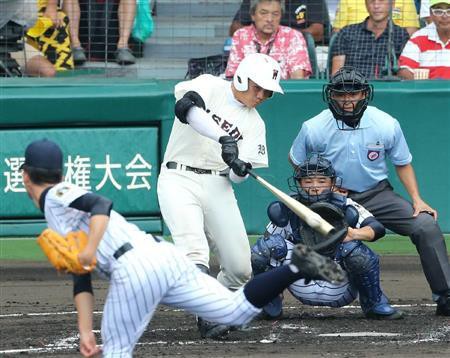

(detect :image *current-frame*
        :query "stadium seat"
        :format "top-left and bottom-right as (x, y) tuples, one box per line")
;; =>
(303, 31), (319, 79)
(326, 32), (338, 79)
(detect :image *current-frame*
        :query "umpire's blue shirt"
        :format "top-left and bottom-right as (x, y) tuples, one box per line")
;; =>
(289, 106), (412, 192)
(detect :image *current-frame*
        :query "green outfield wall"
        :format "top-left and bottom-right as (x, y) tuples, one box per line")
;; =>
(1, 78), (449, 236)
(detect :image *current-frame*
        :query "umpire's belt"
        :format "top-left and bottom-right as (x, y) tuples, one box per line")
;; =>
(113, 243), (133, 260)
(166, 161), (228, 176)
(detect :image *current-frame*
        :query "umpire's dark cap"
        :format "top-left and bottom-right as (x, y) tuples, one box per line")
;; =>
(20, 139), (63, 171)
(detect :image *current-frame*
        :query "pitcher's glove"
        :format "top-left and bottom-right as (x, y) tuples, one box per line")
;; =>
(37, 229), (96, 275)
(299, 201), (348, 258)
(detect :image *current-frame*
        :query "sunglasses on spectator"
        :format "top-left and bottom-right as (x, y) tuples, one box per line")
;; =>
(431, 8), (450, 16)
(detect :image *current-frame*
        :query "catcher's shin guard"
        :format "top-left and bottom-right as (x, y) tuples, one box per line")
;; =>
(340, 241), (404, 319)
(291, 244), (346, 284)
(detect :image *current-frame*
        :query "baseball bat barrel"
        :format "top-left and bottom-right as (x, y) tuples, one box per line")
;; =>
(246, 169), (334, 236)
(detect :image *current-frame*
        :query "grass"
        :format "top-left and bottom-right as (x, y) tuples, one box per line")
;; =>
(1, 235), (449, 262)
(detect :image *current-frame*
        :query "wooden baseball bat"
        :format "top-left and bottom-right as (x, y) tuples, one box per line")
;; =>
(247, 169), (334, 236)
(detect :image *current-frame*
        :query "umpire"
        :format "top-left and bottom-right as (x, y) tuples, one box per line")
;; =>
(289, 67), (450, 316)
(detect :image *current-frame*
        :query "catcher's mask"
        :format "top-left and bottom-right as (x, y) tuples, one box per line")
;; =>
(289, 154), (340, 204)
(323, 66), (373, 130)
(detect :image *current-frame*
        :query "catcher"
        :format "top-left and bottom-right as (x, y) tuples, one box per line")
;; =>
(251, 154), (404, 320)
(21, 139), (345, 357)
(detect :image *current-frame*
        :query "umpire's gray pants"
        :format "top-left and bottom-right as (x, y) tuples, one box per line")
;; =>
(348, 180), (450, 296)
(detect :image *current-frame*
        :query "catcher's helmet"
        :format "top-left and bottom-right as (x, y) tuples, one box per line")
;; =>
(289, 154), (338, 204)
(323, 66), (373, 129)
(233, 53), (284, 96)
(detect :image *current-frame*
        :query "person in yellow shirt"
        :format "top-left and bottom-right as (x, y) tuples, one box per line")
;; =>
(25, 0), (74, 75)
(10, 0), (73, 76)
(333, 0), (419, 35)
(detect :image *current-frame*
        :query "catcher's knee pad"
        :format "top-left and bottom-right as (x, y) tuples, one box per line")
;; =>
(339, 241), (378, 273)
(267, 201), (290, 227)
(251, 234), (287, 275)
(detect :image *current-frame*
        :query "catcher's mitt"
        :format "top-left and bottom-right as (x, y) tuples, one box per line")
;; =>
(37, 229), (96, 275)
(299, 201), (348, 257)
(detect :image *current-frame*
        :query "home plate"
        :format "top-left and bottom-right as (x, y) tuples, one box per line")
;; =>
(319, 332), (402, 337)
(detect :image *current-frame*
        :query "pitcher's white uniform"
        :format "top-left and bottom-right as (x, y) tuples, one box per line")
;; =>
(43, 182), (261, 357)
(157, 74), (269, 289)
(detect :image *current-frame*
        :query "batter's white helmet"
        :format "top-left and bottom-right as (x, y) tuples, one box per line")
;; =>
(233, 53), (284, 95)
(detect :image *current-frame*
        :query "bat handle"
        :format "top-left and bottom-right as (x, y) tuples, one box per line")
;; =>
(246, 168), (258, 179)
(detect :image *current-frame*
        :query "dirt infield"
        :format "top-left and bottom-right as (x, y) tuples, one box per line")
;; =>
(1, 256), (449, 357)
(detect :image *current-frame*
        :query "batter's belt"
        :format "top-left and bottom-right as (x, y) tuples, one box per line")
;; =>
(166, 161), (228, 177)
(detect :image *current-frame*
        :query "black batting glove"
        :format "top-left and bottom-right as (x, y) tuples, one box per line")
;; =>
(219, 135), (239, 166)
(231, 159), (252, 177)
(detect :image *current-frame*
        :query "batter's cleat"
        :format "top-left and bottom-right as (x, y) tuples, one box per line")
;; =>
(436, 293), (450, 316)
(364, 304), (405, 320)
(197, 317), (231, 339)
(291, 244), (346, 284)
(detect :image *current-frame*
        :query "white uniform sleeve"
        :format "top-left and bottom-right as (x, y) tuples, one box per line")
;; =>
(186, 106), (227, 142)
(49, 182), (88, 207)
(238, 117), (268, 168)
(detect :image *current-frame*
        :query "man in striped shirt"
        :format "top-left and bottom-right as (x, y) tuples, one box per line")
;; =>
(398, 0), (450, 79)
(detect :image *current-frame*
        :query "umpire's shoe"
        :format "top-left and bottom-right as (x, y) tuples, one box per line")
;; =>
(197, 317), (231, 339)
(291, 244), (346, 284)
(436, 292), (450, 316)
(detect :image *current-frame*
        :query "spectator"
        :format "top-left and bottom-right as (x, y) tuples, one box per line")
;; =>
(62, 0), (136, 65)
(331, 0), (410, 79)
(0, 0), (37, 29)
(229, 0), (330, 43)
(398, 0), (450, 79)
(7, 0), (69, 77)
(225, 0), (312, 79)
(24, 0), (74, 76)
(333, 0), (420, 35)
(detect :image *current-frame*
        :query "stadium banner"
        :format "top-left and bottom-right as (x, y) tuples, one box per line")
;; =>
(0, 79), (449, 235)
(0, 127), (159, 218)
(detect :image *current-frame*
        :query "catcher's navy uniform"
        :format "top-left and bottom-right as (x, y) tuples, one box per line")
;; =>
(251, 193), (403, 319)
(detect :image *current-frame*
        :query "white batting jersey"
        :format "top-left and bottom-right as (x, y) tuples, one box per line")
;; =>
(43, 182), (150, 275)
(162, 74), (268, 170)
